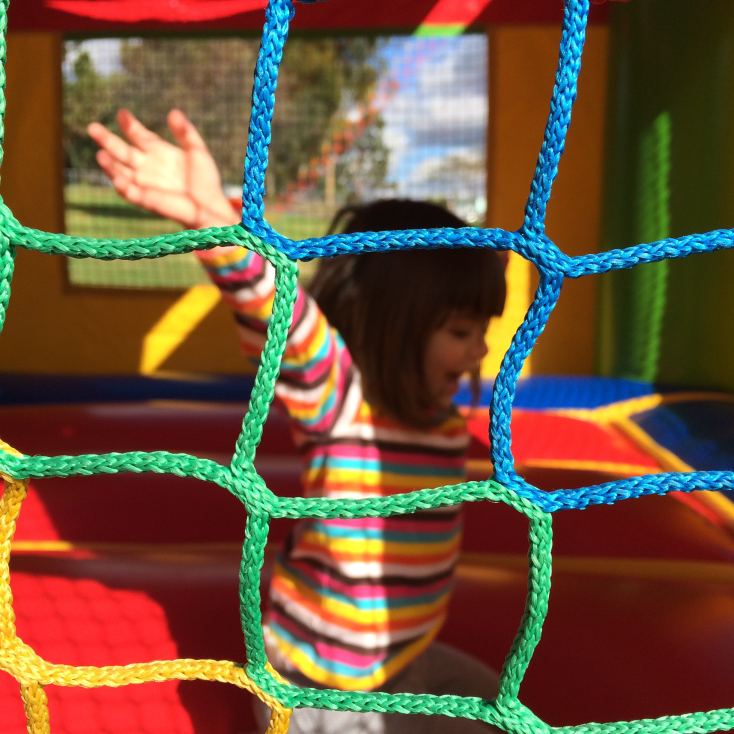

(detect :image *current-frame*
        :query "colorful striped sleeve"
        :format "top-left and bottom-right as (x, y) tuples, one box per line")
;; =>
(196, 245), (354, 435)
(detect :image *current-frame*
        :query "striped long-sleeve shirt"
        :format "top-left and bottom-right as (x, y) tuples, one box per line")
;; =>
(198, 245), (468, 691)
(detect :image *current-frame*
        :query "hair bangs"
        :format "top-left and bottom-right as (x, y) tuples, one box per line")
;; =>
(418, 248), (507, 328)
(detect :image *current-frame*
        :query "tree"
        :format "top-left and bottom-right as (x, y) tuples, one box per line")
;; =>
(113, 38), (257, 186)
(267, 36), (388, 197)
(63, 35), (389, 198)
(63, 43), (122, 173)
(336, 118), (389, 202)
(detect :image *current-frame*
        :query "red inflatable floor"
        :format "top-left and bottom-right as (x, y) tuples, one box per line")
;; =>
(1, 401), (732, 732)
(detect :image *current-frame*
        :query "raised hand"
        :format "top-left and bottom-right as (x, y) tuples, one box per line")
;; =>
(87, 108), (239, 230)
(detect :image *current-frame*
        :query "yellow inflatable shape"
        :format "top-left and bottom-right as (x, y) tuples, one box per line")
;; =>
(140, 284), (221, 374)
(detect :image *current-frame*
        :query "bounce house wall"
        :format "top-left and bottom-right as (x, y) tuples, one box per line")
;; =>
(0, 34), (246, 376)
(0, 24), (609, 379)
(8, 0), (608, 32)
(599, 0), (734, 391)
(486, 25), (609, 378)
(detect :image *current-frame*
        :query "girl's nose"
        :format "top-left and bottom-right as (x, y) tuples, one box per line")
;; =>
(473, 335), (489, 360)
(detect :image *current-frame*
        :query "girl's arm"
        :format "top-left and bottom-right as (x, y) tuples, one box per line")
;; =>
(88, 109), (350, 435)
(197, 245), (353, 435)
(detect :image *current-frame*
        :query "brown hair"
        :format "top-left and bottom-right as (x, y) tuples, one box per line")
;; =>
(308, 200), (506, 427)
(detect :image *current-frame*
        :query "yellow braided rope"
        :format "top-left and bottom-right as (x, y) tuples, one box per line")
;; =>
(20, 682), (50, 734)
(0, 440), (292, 733)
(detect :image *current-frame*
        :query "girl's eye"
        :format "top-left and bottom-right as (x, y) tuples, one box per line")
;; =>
(449, 328), (471, 339)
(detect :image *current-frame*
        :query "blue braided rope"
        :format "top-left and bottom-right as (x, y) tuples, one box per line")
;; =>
(242, 0), (293, 230)
(491, 267), (564, 489)
(523, 0), (589, 234)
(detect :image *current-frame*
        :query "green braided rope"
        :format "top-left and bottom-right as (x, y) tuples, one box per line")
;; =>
(6, 217), (253, 259)
(0, 208), (555, 734)
(240, 510), (271, 672)
(0, 233), (13, 333)
(231, 252), (298, 473)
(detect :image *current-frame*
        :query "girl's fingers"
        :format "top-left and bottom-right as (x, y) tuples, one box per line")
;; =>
(99, 160), (143, 206)
(95, 149), (134, 181)
(99, 147), (191, 221)
(126, 182), (191, 224)
(96, 150), (159, 211)
(117, 108), (163, 152)
(167, 108), (209, 153)
(88, 122), (142, 169)
(87, 122), (130, 163)
(104, 160), (174, 215)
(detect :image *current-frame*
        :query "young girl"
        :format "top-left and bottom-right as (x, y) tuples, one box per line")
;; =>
(89, 109), (506, 733)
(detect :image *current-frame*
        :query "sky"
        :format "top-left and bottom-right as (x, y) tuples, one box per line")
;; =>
(376, 34), (487, 216)
(63, 38), (123, 78)
(379, 36), (487, 172)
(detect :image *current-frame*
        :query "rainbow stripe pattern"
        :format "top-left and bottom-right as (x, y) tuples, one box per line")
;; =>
(199, 245), (467, 690)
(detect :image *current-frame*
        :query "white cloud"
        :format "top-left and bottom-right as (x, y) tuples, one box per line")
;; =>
(383, 125), (410, 160)
(417, 35), (487, 97)
(403, 94), (486, 146)
(406, 146), (484, 183)
(379, 35), (488, 188)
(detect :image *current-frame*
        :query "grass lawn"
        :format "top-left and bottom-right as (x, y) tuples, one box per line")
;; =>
(65, 183), (204, 288)
(266, 208), (330, 241)
(65, 183), (326, 288)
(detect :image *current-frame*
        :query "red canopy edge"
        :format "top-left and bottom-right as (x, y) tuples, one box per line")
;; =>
(8, 0), (608, 33)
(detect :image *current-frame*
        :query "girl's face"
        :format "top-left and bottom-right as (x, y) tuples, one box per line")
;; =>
(423, 313), (489, 410)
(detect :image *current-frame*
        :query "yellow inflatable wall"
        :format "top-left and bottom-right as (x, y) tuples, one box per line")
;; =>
(0, 26), (609, 380)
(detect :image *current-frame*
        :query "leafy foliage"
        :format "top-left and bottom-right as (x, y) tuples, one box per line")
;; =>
(63, 36), (389, 199)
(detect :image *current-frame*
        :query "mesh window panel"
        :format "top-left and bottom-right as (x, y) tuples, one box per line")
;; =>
(63, 33), (487, 289)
